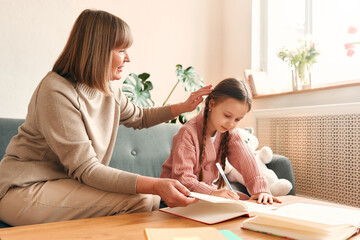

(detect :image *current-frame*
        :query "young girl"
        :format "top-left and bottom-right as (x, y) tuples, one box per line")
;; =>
(160, 78), (280, 204)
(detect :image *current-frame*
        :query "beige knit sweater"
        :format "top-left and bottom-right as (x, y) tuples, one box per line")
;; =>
(0, 72), (173, 199)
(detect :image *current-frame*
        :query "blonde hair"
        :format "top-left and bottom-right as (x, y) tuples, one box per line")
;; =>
(199, 78), (252, 188)
(53, 9), (133, 94)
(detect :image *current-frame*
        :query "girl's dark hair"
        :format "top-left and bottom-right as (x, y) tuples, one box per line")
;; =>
(199, 78), (252, 188)
(53, 9), (133, 94)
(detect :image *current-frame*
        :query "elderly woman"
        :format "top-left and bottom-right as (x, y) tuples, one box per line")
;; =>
(0, 9), (211, 226)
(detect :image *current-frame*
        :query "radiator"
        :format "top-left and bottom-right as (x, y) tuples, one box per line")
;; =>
(254, 102), (360, 207)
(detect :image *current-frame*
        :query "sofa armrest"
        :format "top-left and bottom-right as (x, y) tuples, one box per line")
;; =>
(266, 154), (295, 195)
(0, 221), (11, 228)
(230, 154), (296, 196)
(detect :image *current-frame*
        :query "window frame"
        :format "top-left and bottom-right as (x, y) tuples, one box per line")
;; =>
(252, 0), (360, 96)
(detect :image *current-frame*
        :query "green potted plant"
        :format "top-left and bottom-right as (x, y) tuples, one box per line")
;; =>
(122, 64), (204, 124)
(121, 72), (154, 107)
(163, 64), (204, 124)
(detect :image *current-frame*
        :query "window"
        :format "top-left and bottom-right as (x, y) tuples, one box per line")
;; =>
(252, 0), (360, 94)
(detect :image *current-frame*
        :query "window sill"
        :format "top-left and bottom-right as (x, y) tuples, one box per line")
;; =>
(253, 79), (360, 99)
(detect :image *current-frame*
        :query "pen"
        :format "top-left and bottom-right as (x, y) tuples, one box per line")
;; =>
(215, 162), (234, 191)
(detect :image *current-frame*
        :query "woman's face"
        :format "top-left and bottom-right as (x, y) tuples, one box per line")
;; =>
(207, 97), (249, 136)
(110, 47), (130, 80)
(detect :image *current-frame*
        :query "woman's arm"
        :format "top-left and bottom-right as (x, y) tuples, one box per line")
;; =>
(117, 85), (212, 129)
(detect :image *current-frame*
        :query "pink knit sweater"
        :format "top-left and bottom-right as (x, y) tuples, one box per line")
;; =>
(160, 112), (270, 197)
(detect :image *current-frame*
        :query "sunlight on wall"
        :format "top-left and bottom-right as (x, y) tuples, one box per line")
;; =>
(0, 0), (252, 118)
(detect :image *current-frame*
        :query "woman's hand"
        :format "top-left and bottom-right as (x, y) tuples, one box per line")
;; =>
(210, 189), (240, 200)
(250, 192), (282, 204)
(136, 176), (197, 208)
(153, 178), (197, 207)
(170, 85), (212, 117)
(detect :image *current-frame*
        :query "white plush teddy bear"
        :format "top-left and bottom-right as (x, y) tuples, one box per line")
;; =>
(225, 128), (292, 196)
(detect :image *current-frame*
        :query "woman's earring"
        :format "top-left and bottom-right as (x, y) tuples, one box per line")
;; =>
(209, 109), (212, 112)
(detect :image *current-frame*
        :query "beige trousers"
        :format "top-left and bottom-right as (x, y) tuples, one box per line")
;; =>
(0, 179), (160, 226)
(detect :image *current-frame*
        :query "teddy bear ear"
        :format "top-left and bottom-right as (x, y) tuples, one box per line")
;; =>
(244, 127), (254, 135)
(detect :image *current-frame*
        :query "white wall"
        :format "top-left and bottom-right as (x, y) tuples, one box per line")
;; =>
(0, 0), (240, 118)
(1, 0), (359, 127)
(221, 0), (252, 81)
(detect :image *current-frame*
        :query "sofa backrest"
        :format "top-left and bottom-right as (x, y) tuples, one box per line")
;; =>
(0, 118), (181, 178)
(0, 118), (25, 160)
(109, 123), (181, 178)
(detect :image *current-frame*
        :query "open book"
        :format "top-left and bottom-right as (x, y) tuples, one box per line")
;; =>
(242, 202), (360, 240)
(159, 192), (275, 224)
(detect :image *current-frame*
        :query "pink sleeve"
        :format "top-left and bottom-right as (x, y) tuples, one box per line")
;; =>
(168, 129), (216, 194)
(227, 132), (270, 195)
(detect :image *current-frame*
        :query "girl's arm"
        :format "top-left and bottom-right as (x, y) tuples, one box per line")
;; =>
(227, 132), (269, 194)
(227, 133), (282, 203)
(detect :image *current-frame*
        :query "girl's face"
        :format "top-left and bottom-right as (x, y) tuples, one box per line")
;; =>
(207, 97), (249, 136)
(110, 47), (130, 80)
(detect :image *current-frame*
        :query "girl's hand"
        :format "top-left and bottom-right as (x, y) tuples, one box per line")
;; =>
(210, 189), (240, 200)
(250, 192), (282, 204)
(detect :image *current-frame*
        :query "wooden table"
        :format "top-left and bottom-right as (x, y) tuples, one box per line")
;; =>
(0, 195), (360, 240)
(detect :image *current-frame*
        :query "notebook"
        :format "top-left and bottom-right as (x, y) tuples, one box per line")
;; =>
(144, 227), (242, 240)
(159, 192), (276, 224)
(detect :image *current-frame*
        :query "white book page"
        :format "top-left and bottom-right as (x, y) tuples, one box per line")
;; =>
(189, 192), (244, 204)
(243, 221), (356, 240)
(189, 192), (277, 212)
(254, 203), (360, 229)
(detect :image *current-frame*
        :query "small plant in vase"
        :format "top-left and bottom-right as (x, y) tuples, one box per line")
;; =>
(278, 37), (320, 90)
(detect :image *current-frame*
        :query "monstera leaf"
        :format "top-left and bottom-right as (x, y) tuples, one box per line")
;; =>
(175, 64), (204, 93)
(122, 73), (154, 107)
(164, 65), (204, 124)
(162, 64), (204, 107)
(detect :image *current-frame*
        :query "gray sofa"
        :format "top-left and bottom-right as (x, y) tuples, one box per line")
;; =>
(0, 118), (295, 228)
